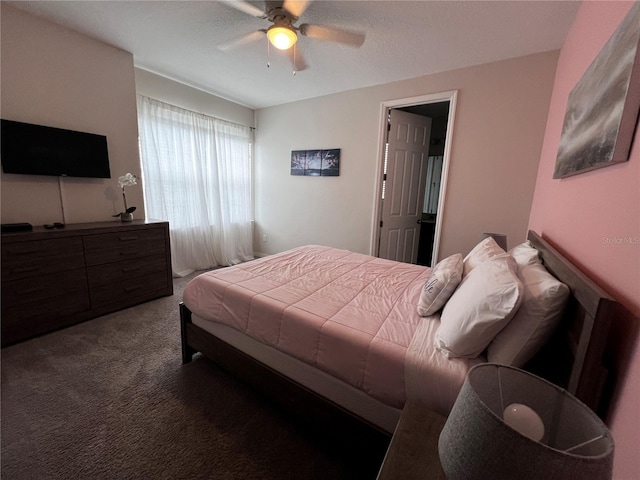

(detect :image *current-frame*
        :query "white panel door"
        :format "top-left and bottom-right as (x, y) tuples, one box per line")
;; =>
(379, 109), (432, 263)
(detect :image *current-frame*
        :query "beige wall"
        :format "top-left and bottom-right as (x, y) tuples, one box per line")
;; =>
(1, 3), (558, 262)
(134, 69), (255, 127)
(254, 51), (559, 259)
(1, 5), (141, 225)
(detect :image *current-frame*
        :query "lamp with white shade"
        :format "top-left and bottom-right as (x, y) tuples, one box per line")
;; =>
(438, 363), (614, 480)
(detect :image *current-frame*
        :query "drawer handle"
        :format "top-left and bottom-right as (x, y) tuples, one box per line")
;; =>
(21, 287), (43, 295)
(12, 266), (40, 274)
(119, 235), (139, 242)
(121, 266), (141, 273)
(123, 285), (142, 293)
(14, 249), (40, 255)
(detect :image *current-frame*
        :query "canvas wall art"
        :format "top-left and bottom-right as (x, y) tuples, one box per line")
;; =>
(553, 3), (640, 179)
(291, 149), (340, 176)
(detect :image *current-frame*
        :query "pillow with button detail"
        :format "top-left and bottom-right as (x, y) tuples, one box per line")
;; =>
(435, 254), (523, 359)
(417, 253), (463, 317)
(487, 262), (569, 367)
(462, 236), (505, 277)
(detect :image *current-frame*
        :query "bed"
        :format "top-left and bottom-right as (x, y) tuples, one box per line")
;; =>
(180, 231), (616, 437)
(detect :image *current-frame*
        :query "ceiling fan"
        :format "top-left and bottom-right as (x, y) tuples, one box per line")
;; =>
(218, 0), (366, 72)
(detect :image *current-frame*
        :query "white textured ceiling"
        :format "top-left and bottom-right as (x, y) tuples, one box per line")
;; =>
(7, 1), (580, 109)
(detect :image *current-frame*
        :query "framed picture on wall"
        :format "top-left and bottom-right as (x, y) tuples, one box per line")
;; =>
(290, 150), (307, 176)
(306, 150), (322, 176)
(320, 149), (340, 176)
(290, 149), (340, 176)
(553, 3), (640, 179)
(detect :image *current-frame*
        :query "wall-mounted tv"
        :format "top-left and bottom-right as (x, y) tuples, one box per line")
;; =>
(1, 119), (111, 178)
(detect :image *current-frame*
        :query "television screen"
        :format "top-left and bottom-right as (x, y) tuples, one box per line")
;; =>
(1, 119), (111, 178)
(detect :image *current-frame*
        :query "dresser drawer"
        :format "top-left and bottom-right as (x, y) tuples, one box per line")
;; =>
(1, 252), (86, 282)
(2, 269), (89, 308)
(83, 228), (167, 266)
(2, 291), (91, 345)
(2, 288), (90, 323)
(87, 255), (168, 288)
(1, 238), (85, 281)
(89, 271), (170, 308)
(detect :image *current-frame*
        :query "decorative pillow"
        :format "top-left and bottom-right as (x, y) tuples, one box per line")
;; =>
(487, 263), (569, 367)
(417, 254), (463, 316)
(435, 255), (523, 359)
(509, 241), (542, 267)
(462, 236), (505, 277)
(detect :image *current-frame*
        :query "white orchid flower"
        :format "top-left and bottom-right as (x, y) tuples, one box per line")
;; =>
(118, 173), (138, 189)
(114, 173), (139, 218)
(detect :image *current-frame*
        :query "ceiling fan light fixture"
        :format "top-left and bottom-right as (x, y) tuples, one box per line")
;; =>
(267, 25), (297, 50)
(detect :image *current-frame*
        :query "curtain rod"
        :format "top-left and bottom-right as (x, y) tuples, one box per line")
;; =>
(137, 94), (255, 131)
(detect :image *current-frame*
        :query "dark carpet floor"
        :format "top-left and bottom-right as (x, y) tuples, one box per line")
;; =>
(1, 271), (389, 479)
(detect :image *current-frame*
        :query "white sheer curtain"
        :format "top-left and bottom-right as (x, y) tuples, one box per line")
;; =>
(137, 95), (254, 276)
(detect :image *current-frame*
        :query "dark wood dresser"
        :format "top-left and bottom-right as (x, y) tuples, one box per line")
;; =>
(1, 220), (173, 346)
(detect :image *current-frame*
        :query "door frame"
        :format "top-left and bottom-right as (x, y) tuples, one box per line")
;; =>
(370, 90), (458, 265)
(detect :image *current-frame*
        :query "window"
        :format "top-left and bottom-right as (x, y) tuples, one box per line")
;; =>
(137, 95), (253, 275)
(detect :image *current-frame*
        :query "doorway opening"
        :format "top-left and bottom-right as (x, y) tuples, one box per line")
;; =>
(372, 91), (457, 267)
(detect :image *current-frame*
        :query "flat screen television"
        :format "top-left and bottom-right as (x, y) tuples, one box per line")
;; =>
(1, 119), (111, 178)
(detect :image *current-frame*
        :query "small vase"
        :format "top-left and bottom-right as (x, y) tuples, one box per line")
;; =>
(120, 212), (134, 222)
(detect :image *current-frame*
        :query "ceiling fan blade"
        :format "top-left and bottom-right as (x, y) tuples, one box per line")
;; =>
(287, 46), (309, 73)
(299, 24), (365, 47)
(219, 0), (267, 18)
(218, 30), (266, 51)
(283, 0), (313, 19)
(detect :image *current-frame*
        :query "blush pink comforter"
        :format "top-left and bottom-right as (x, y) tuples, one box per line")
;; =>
(183, 245), (431, 408)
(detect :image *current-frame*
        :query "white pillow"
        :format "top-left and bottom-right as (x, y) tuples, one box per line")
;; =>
(435, 255), (523, 359)
(417, 254), (463, 316)
(509, 241), (542, 267)
(463, 236), (505, 277)
(487, 263), (569, 367)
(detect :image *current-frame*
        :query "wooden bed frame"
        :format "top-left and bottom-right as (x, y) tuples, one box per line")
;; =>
(524, 230), (616, 415)
(180, 230), (616, 436)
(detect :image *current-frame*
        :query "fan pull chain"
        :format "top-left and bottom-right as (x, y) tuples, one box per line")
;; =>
(292, 44), (297, 76)
(266, 36), (270, 68)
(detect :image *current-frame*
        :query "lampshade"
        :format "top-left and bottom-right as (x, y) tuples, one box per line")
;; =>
(267, 25), (298, 50)
(482, 232), (508, 251)
(438, 364), (614, 480)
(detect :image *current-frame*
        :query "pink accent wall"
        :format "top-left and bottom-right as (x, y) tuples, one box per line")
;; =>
(528, 2), (639, 478)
